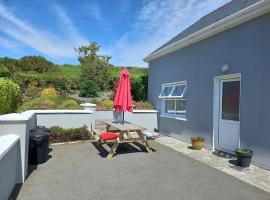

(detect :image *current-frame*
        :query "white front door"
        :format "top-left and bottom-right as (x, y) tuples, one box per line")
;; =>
(218, 78), (240, 153)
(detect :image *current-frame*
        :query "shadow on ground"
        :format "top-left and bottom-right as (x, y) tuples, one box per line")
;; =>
(92, 141), (156, 158)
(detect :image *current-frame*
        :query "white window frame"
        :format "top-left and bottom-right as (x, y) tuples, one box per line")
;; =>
(159, 81), (187, 120)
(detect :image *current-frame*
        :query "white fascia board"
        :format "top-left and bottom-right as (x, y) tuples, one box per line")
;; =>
(144, 0), (270, 62)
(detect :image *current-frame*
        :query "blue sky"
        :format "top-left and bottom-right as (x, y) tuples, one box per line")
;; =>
(0, 0), (229, 67)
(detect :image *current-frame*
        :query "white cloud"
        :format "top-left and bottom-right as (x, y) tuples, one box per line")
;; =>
(104, 0), (230, 67)
(0, 36), (20, 52)
(0, 1), (87, 59)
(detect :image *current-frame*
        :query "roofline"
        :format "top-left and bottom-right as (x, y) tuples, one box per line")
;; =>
(144, 0), (270, 62)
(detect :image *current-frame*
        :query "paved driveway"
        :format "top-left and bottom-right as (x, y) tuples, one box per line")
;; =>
(14, 141), (270, 200)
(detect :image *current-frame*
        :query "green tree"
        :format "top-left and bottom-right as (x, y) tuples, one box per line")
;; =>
(75, 42), (111, 93)
(79, 80), (98, 98)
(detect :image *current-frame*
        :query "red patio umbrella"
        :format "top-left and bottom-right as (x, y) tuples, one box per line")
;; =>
(113, 68), (133, 123)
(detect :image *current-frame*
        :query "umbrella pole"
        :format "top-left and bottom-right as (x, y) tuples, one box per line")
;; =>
(122, 111), (124, 124)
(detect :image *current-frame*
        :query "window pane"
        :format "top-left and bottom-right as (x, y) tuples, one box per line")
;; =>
(165, 100), (175, 114)
(176, 100), (186, 114)
(160, 86), (173, 97)
(222, 81), (240, 121)
(171, 85), (186, 97)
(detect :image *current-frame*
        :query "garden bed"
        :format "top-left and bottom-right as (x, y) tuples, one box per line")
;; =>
(49, 126), (94, 143)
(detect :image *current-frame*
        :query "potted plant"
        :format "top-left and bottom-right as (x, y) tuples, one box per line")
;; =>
(191, 136), (204, 150)
(235, 148), (253, 168)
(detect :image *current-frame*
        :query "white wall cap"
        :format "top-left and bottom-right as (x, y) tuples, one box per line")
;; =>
(32, 110), (93, 114)
(80, 103), (97, 107)
(0, 134), (20, 160)
(0, 113), (28, 122)
(133, 110), (158, 113)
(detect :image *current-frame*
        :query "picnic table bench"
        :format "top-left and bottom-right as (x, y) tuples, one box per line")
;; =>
(95, 121), (154, 159)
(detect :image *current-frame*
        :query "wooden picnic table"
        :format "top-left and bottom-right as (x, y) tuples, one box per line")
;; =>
(97, 121), (153, 159)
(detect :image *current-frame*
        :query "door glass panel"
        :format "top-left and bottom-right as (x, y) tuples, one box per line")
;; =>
(165, 100), (175, 114)
(222, 81), (240, 121)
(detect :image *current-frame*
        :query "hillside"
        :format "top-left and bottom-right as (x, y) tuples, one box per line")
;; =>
(56, 64), (148, 79)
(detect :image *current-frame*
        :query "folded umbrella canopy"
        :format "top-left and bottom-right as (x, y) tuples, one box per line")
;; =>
(114, 68), (133, 123)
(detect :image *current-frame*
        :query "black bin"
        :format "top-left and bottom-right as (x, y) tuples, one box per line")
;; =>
(28, 128), (50, 164)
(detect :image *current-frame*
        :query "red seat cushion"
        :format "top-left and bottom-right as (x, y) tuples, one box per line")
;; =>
(99, 132), (119, 140)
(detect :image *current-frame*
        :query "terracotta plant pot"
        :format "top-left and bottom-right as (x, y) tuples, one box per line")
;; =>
(191, 136), (205, 150)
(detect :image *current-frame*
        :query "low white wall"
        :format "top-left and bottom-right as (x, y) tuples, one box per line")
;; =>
(0, 113), (33, 183)
(36, 110), (93, 130)
(0, 134), (21, 200)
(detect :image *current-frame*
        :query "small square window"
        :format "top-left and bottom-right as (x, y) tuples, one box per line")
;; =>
(160, 81), (187, 119)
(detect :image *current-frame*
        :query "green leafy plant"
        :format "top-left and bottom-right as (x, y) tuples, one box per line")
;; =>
(13, 72), (72, 94)
(235, 148), (253, 157)
(18, 97), (56, 111)
(60, 99), (80, 109)
(191, 136), (205, 142)
(131, 75), (148, 101)
(100, 99), (114, 109)
(79, 80), (98, 97)
(0, 66), (11, 77)
(0, 78), (21, 114)
(133, 101), (154, 110)
(18, 56), (56, 72)
(18, 96), (82, 111)
(49, 125), (93, 143)
(40, 87), (58, 97)
(0, 57), (19, 72)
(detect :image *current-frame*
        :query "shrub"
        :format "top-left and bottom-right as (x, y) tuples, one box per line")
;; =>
(100, 99), (114, 109)
(79, 80), (98, 97)
(22, 84), (39, 102)
(18, 97), (55, 111)
(133, 101), (154, 110)
(60, 99), (80, 109)
(0, 78), (21, 114)
(40, 87), (57, 97)
(13, 72), (71, 94)
(18, 56), (56, 72)
(0, 57), (18, 72)
(0, 66), (11, 77)
(49, 125), (93, 143)
(131, 75), (148, 101)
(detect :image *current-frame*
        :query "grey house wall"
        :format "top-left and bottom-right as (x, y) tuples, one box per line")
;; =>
(148, 13), (270, 169)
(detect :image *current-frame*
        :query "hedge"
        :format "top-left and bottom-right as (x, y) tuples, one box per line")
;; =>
(0, 78), (21, 114)
(49, 126), (93, 143)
